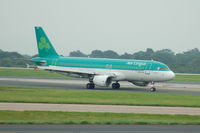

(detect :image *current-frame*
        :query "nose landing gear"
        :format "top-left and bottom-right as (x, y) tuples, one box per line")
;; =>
(150, 87), (156, 92)
(149, 81), (156, 92)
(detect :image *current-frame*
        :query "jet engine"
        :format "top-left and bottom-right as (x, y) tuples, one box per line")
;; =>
(130, 81), (149, 87)
(93, 75), (112, 87)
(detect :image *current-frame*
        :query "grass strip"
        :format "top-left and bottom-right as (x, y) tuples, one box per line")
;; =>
(0, 68), (67, 78)
(172, 74), (200, 83)
(0, 111), (199, 125)
(0, 86), (200, 107)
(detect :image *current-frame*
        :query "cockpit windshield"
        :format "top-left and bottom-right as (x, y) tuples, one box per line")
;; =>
(157, 67), (169, 70)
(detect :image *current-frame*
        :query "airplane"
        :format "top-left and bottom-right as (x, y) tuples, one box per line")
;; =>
(31, 27), (175, 92)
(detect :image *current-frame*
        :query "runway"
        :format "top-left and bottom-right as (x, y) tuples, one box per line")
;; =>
(1, 102), (200, 115)
(0, 77), (200, 132)
(0, 125), (200, 133)
(0, 77), (200, 95)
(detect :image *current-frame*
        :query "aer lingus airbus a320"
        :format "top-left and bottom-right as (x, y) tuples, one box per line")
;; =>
(32, 27), (175, 92)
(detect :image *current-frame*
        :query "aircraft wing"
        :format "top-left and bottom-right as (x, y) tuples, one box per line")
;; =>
(38, 65), (95, 76)
(37, 65), (119, 79)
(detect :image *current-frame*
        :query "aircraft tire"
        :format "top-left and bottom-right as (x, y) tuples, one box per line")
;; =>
(150, 87), (156, 92)
(112, 83), (120, 89)
(86, 83), (95, 89)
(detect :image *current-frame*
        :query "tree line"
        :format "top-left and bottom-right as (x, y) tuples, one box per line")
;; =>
(0, 48), (200, 73)
(0, 49), (33, 67)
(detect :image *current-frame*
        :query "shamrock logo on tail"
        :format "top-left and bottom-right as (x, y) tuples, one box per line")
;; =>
(38, 37), (51, 51)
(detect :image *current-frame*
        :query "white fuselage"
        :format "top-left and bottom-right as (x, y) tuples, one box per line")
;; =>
(39, 65), (175, 82)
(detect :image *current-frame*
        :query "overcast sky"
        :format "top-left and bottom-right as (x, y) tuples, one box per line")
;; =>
(0, 0), (200, 55)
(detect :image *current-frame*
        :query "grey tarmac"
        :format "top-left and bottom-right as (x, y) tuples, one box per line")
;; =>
(1, 102), (200, 115)
(0, 77), (200, 95)
(0, 125), (200, 133)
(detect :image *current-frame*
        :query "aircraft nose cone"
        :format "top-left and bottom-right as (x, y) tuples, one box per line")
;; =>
(168, 71), (175, 80)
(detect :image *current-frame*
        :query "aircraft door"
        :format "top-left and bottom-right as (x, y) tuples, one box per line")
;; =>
(145, 63), (151, 75)
(105, 64), (112, 73)
(52, 58), (58, 66)
(106, 64), (112, 69)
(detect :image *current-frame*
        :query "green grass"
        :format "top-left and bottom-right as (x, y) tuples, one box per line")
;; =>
(0, 111), (199, 125)
(172, 74), (200, 83)
(0, 68), (67, 78)
(0, 86), (200, 107)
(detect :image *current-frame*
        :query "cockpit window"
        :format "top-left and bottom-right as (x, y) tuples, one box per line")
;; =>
(157, 67), (169, 70)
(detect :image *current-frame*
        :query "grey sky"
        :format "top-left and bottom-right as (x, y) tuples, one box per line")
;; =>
(0, 0), (200, 55)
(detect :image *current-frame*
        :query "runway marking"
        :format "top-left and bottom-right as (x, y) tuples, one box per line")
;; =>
(0, 103), (200, 115)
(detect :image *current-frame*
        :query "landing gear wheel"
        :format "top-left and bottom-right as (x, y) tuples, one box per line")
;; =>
(86, 83), (95, 89)
(150, 87), (156, 92)
(112, 82), (120, 89)
(149, 81), (156, 92)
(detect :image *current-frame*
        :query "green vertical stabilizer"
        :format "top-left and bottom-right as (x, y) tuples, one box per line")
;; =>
(35, 27), (59, 57)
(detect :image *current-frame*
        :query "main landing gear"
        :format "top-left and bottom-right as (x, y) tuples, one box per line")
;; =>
(149, 81), (156, 92)
(86, 77), (95, 89)
(86, 82), (95, 89)
(112, 81), (120, 89)
(86, 77), (121, 89)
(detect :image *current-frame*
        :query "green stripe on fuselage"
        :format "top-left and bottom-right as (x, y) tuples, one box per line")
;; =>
(32, 57), (170, 71)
